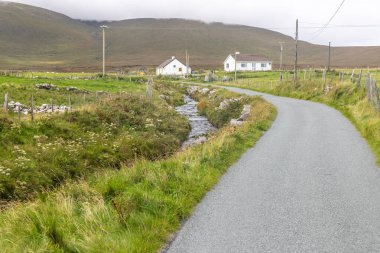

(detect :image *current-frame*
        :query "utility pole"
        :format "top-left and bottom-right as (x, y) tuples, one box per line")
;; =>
(235, 51), (239, 82)
(279, 42), (285, 71)
(328, 42), (331, 71)
(186, 49), (189, 77)
(100, 25), (109, 77)
(294, 19), (299, 83)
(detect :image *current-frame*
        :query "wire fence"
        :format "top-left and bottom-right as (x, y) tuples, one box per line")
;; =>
(212, 68), (380, 112)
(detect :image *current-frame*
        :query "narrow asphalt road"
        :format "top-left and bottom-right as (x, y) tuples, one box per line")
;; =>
(166, 87), (380, 253)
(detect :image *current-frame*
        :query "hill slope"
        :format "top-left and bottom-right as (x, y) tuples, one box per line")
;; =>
(0, 2), (379, 70)
(0, 2), (99, 70)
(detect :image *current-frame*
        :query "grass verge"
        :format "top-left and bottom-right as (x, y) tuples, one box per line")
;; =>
(0, 91), (276, 252)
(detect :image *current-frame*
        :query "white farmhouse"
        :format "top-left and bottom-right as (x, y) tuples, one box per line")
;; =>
(156, 56), (191, 76)
(224, 54), (272, 72)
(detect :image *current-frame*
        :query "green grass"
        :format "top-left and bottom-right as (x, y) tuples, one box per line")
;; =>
(0, 75), (150, 124)
(0, 93), (190, 201)
(0, 85), (276, 252)
(214, 70), (380, 164)
(0, 75), (146, 94)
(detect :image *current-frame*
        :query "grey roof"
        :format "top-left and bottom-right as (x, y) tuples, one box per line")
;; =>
(158, 58), (176, 68)
(230, 54), (271, 62)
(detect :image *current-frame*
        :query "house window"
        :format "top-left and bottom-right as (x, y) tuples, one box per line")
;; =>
(241, 63), (247, 68)
(173, 65), (176, 68)
(261, 63), (267, 68)
(226, 63), (230, 68)
(179, 68), (183, 72)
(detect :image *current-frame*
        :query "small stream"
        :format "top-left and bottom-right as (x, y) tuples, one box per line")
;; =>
(176, 95), (216, 147)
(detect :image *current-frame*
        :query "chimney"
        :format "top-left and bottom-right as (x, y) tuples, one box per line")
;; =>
(172, 56), (175, 59)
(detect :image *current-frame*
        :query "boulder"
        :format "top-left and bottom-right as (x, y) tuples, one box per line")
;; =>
(200, 88), (210, 95)
(187, 86), (200, 95)
(35, 83), (57, 90)
(230, 104), (252, 126)
(238, 105), (251, 121)
(230, 119), (244, 126)
(65, 86), (79, 91)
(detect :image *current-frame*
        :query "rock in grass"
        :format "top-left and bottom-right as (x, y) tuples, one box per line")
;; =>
(218, 97), (243, 110)
(35, 83), (57, 90)
(230, 104), (252, 126)
(230, 119), (244, 126)
(238, 105), (251, 121)
(65, 86), (79, 91)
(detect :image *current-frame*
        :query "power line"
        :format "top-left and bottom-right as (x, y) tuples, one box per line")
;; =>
(310, 0), (347, 40)
(271, 25), (380, 29)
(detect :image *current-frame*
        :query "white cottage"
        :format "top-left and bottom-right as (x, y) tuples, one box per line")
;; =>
(224, 54), (272, 72)
(156, 56), (191, 76)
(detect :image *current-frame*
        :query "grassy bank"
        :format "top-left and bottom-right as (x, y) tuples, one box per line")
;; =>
(0, 87), (276, 252)
(189, 86), (252, 128)
(216, 74), (380, 163)
(0, 93), (190, 201)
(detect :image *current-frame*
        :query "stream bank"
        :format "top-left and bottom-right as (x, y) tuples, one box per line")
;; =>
(176, 95), (216, 147)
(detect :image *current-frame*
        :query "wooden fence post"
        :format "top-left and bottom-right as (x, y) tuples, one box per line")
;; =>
(4, 93), (8, 113)
(371, 79), (380, 110)
(146, 77), (153, 98)
(366, 74), (372, 102)
(30, 95), (34, 121)
(350, 69), (355, 83)
(322, 68), (327, 83)
(309, 68), (312, 81)
(357, 70), (363, 87)
(69, 95), (72, 112)
(17, 105), (21, 121)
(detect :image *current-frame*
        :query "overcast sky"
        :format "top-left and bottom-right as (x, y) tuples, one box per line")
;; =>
(6, 0), (380, 46)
